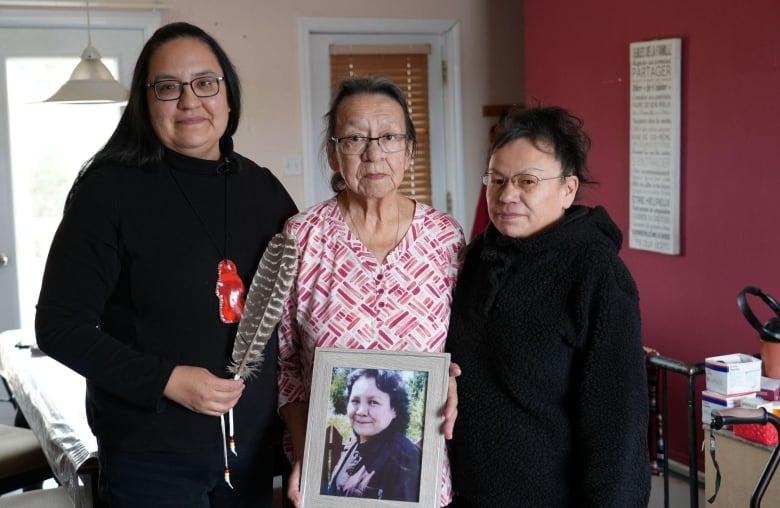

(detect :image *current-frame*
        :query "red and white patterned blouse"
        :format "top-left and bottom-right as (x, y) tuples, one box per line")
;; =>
(278, 196), (465, 505)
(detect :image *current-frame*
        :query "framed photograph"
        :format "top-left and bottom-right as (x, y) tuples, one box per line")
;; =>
(300, 347), (450, 507)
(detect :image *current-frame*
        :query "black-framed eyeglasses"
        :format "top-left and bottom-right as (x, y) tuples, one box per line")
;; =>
(145, 76), (224, 101)
(331, 134), (408, 155)
(482, 172), (564, 191)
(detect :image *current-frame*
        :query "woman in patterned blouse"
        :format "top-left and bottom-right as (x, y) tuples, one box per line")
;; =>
(277, 76), (465, 507)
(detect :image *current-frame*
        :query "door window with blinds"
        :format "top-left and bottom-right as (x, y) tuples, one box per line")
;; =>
(330, 45), (432, 205)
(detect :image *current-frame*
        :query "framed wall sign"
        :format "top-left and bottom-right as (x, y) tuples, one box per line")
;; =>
(300, 347), (449, 507)
(629, 37), (682, 255)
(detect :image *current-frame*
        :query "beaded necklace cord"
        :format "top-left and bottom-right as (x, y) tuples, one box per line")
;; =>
(167, 163), (245, 323)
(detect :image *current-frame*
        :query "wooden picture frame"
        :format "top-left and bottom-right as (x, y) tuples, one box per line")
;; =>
(300, 347), (450, 507)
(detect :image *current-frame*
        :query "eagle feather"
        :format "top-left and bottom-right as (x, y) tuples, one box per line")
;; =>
(229, 232), (297, 378)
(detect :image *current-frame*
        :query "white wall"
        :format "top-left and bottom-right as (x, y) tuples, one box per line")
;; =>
(159, 0), (525, 235)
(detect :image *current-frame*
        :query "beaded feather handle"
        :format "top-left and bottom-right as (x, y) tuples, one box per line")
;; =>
(222, 233), (297, 483)
(229, 233), (297, 378)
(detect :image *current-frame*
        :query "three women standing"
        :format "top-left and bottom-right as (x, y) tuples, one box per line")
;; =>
(37, 20), (647, 506)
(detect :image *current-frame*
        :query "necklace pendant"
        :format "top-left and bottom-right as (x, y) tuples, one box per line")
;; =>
(216, 259), (245, 323)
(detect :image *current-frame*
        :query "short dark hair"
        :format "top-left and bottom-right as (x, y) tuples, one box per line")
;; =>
(323, 76), (417, 193)
(345, 368), (411, 435)
(490, 105), (593, 184)
(65, 22), (241, 209)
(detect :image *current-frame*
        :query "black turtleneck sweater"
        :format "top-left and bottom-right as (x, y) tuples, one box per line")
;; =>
(447, 205), (650, 508)
(36, 149), (297, 452)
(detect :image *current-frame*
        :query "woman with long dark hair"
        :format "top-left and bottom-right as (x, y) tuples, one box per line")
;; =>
(36, 22), (297, 507)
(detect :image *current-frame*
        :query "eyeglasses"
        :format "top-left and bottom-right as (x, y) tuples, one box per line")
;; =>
(331, 134), (408, 155)
(482, 172), (564, 191)
(145, 76), (224, 101)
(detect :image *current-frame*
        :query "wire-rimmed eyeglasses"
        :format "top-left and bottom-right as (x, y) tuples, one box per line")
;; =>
(482, 172), (565, 191)
(331, 134), (408, 155)
(145, 75), (224, 101)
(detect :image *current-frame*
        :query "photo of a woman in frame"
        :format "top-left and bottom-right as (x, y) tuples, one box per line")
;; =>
(322, 368), (425, 501)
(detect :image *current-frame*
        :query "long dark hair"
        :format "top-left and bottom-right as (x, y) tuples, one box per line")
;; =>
(345, 369), (411, 435)
(65, 22), (242, 210)
(323, 76), (417, 193)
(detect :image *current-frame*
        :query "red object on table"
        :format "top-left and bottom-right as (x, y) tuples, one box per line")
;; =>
(734, 422), (779, 445)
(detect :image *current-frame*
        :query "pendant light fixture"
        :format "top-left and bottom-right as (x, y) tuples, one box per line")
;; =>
(44, 0), (128, 104)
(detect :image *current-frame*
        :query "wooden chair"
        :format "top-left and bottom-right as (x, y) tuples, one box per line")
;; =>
(0, 424), (54, 495)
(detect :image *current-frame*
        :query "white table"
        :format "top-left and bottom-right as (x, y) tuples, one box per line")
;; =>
(0, 329), (99, 507)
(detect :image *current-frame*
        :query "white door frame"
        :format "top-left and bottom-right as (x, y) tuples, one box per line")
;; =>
(297, 17), (465, 225)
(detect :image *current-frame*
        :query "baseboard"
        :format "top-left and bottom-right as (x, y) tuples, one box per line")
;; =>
(666, 458), (705, 488)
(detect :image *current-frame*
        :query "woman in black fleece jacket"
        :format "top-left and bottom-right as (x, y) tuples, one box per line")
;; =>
(447, 106), (650, 507)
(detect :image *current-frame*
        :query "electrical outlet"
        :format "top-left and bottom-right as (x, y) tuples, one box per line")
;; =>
(283, 155), (302, 176)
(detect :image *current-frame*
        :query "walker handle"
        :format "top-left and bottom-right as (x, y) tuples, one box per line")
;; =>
(711, 407), (768, 430)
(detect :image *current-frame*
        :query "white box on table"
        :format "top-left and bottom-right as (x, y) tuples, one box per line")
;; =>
(701, 390), (754, 426)
(738, 396), (774, 411)
(705, 353), (762, 395)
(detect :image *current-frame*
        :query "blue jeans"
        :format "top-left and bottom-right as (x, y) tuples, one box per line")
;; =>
(97, 444), (275, 508)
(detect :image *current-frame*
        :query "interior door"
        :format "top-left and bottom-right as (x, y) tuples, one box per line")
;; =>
(0, 20), (149, 332)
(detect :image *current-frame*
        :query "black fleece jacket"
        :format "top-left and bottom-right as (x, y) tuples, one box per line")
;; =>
(447, 205), (650, 508)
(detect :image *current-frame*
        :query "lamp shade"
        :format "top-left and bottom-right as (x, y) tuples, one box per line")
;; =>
(44, 44), (128, 104)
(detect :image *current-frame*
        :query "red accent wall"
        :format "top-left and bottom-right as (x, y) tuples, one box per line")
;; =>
(524, 0), (780, 468)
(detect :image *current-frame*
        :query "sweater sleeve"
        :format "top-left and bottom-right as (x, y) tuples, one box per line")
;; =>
(35, 170), (175, 412)
(576, 255), (651, 507)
